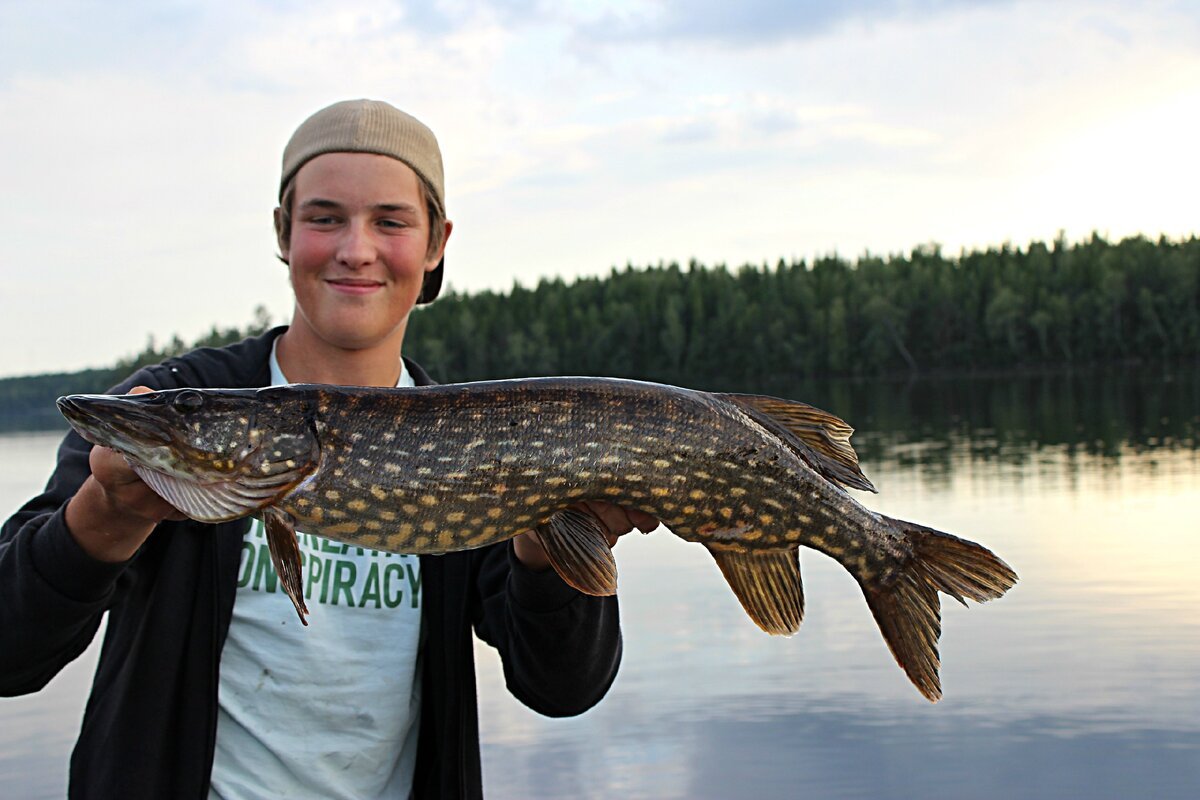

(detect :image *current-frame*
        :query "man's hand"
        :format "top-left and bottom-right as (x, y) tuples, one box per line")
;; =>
(512, 500), (658, 573)
(64, 386), (186, 563)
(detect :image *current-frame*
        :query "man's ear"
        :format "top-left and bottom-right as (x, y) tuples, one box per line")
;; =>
(428, 219), (454, 270)
(274, 206), (289, 263)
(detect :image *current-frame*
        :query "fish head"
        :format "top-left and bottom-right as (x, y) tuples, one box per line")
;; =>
(57, 387), (320, 522)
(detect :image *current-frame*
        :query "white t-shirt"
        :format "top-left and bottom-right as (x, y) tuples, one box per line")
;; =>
(208, 349), (423, 800)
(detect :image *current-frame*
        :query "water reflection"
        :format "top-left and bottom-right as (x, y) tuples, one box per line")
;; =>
(472, 368), (1200, 800)
(2, 369), (1199, 799)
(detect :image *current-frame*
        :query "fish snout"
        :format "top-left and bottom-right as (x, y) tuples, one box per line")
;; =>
(57, 393), (173, 451)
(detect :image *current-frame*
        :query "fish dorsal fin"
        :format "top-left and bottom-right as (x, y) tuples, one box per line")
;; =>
(263, 507), (309, 625)
(706, 545), (804, 635)
(721, 394), (876, 492)
(536, 507), (618, 596)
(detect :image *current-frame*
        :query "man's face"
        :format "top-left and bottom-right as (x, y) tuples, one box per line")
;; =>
(280, 152), (447, 354)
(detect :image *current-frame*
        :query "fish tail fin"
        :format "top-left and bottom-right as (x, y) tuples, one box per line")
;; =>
(862, 517), (1017, 701)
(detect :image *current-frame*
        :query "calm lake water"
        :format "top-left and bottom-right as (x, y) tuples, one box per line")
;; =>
(2, 368), (1198, 799)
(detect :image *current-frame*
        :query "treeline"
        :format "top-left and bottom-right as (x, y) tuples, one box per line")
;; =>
(406, 232), (1199, 389)
(1, 233), (1197, 431)
(0, 308), (275, 431)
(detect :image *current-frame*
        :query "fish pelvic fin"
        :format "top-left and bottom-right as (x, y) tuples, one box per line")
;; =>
(535, 507), (618, 596)
(721, 394), (876, 493)
(707, 546), (803, 635)
(262, 507), (309, 625)
(863, 518), (1018, 702)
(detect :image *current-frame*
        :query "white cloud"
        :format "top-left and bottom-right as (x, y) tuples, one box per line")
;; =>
(0, 0), (1197, 376)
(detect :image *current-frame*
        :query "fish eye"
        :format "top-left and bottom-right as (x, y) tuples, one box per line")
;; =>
(173, 390), (204, 414)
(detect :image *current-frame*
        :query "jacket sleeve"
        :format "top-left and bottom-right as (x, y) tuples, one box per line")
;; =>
(470, 542), (622, 718)
(0, 367), (167, 695)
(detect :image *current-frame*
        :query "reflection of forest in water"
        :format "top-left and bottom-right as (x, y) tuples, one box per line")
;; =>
(759, 366), (1199, 486)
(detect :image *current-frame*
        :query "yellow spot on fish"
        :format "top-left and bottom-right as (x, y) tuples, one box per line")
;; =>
(694, 470), (712, 480)
(651, 487), (670, 497)
(688, 489), (706, 500)
(798, 515), (812, 524)
(525, 494), (543, 505)
(545, 476), (567, 487)
(399, 523), (415, 537)
(653, 459), (671, 469)
(682, 505), (696, 515)
(421, 520), (437, 532)
(486, 508), (502, 519)
(370, 486), (387, 501)
(379, 510), (397, 522)
(760, 514), (775, 525)
(420, 495), (438, 506)
(325, 490), (340, 501)
(384, 463), (402, 474)
(365, 520), (382, 531)
(730, 486), (746, 497)
(604, 486), (622, 496)
(419, 443), (437, 452)
(325, 522), (361, 535)
(347, 499), (368, 512)
(446, 511), (466, 523)
(825, 525), (836, 535)
(720, 507), (733, 520)
(482, 525), (499, 537)
(402, 504), (419, 515)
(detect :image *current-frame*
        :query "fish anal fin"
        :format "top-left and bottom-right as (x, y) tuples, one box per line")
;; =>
(863, 517), (1018, 702)
(722, 394), (876, 493)
(262, 507), (309, 626)
(707, 546), (804, 636)
(535, 507), (618, 596)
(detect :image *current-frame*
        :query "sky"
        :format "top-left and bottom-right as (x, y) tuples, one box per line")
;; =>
(1, 0), (1197, 378)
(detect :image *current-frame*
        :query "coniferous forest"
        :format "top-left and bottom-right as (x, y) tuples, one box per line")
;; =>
(1, 233), (1196, 430)
(406, 232), (1199, 387)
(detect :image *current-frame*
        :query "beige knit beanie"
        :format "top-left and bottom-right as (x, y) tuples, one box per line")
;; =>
(280, 99), (447, 302)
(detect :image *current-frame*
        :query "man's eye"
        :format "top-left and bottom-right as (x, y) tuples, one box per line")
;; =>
(379, 219), (408, 229)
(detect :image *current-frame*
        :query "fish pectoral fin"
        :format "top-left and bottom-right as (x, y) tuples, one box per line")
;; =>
(706, 545), (804, 636)
(722, 394), (876, 492)
(535, 507), (618, 596)
(262, 507), (309, 626)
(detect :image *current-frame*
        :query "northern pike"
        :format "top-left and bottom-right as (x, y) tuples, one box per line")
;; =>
(58, 378), (1017, 701)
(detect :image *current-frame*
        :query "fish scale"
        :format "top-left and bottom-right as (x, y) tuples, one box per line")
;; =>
(58, 376), (1017, 701)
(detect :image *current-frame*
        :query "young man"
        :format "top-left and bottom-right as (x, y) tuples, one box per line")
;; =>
(0, 99), (655, 799)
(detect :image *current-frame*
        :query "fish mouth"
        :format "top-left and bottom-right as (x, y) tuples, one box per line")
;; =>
(57, 393), (175, 453)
